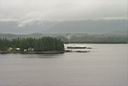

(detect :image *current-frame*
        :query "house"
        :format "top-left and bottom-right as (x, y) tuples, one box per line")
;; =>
(16, 48), (20, 51)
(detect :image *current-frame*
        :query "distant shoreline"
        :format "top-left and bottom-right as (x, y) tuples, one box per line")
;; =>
(65, 42), (128, 44)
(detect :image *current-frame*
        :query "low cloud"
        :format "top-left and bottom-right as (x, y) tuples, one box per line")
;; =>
(0, 0), (127, 22)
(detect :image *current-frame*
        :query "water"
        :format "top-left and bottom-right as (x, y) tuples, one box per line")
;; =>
(0, 44), (128, 86)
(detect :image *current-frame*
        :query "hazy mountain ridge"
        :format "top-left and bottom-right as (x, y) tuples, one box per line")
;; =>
(0, 19), (127, 34)
(0, 19), (127, 43)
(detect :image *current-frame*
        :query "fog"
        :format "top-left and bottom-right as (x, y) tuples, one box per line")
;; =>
(0, 0), (127, 22)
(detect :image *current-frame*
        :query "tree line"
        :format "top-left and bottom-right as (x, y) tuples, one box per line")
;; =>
(0, 37), (64, 52)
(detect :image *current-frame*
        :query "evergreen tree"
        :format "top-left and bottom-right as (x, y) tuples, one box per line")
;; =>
(0, 37), (64, 52)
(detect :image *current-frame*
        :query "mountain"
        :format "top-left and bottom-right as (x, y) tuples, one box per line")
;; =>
(0, 19), (127, 34)
(46, 20), (128, 34)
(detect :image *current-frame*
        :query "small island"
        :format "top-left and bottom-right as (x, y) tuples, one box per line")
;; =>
(0, 37), (64, 54)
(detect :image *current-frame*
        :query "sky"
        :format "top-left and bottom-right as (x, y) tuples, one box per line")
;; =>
(0, 0), (127, 22)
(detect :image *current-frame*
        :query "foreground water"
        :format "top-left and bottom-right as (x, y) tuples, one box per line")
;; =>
(0, 44), (128, 86)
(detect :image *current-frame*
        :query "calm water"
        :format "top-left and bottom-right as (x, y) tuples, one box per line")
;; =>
(0, 44), (128, 86)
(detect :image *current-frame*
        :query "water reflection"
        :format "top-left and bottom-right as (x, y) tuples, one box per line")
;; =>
(0, 44), (128, 86)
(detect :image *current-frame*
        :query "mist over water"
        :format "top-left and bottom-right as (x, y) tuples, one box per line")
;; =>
(0, 44), (128, 86)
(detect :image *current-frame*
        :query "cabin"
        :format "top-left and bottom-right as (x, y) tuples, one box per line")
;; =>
(16, 48), (20, 51)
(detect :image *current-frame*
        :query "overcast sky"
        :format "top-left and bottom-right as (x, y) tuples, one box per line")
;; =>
(0, 0), (127, 21)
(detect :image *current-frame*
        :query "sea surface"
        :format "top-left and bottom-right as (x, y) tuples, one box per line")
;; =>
(0, 44), (128, 86)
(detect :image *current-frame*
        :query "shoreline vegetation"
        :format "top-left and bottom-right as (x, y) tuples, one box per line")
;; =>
(0, 37), (65, 54)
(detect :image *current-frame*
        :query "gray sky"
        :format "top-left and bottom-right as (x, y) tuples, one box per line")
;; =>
(0, 0), (127, 22)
